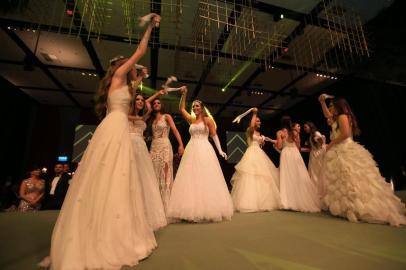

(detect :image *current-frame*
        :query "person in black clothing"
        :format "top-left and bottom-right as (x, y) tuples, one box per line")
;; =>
(41, 163), (71, 210)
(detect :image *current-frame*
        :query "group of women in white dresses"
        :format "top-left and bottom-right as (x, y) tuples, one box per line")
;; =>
(43, 14), (405, 270)
(230, 97), (406, 227)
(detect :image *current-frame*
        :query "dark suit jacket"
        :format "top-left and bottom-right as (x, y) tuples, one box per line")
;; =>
(42, 172), (71, 210)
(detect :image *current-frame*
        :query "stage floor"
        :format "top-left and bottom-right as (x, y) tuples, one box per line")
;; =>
(1, 194), (406, 270)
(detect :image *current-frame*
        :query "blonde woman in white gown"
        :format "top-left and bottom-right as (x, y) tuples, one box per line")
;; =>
(167, 87), (233, 222)
(231, 108), (281, 212)
(128, 88), (167, 231)
(319, 95), (406, 226)
(303, 121), (326, 196)
(276, 116), (321, 212)
(48, 15), (161, 270)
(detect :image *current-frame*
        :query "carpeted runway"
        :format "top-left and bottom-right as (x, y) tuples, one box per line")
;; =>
(1, 192), (406, 270)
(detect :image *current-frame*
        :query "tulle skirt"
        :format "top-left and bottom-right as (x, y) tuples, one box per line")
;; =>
(323, 138), (406, 226)
(231, 143), (281, 212)
(279, 145), (321, 212)
(308, 147), (326, 197)
(50, 111), (156, 270)
(167, 137), (234, 222)
(130, 134), (167, 230)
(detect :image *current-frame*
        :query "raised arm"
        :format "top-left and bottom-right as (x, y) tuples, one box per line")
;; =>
(115, 15), (160, 77)
(179, 86), (194, 124)
(145, 89), (166, 104)
(318, 94), (333, 119)
(166, 114), (185, 155)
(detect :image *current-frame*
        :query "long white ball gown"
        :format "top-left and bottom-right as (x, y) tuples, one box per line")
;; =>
(50, 87), (156, 270)
(129, 118), (167, 230)
(167, 121), (234, 222)
(323, 122), (406, 226)
(231, 133), (281, 212)
(279, 138), (321, 212)
(307, 131), (326, 196)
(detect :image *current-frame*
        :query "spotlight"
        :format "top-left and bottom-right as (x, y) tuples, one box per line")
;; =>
(81, 72), (86, 76)
(316, 74), (320, 77)
(32, 30), (36, 33)
(221, 88), (225, 92)
(93, 74), (97, 77)
(88, 73), (92, 76)
(7, 26), (11, 30)
(280, 14), (284, 19)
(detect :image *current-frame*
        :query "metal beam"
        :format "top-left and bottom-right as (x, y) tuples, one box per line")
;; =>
(258, 72), (308, 108)
(191, 3), (243, 100)
(1, 27), (81, 107)
(216, 0), (333, 116)
(214, 67), (262, 116)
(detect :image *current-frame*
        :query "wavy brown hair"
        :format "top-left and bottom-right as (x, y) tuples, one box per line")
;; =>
(94, 58), (128, 119)
(331, 98), (361, 136)
(304, 121), (319, 147)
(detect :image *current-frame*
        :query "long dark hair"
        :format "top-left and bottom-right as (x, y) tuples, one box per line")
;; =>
(280, 115), (294, 138)
(94, 58), (129, 120)
(128, 94), (147, 117)
(146, 97), (166, 139)
(331, 98), (361, 136)
(304, 121), (319, 147)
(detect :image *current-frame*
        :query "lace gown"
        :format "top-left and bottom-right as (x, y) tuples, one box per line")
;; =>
(231, 133), (281, 212)
(323, 122), (406, 226)
(308, 131), (326, 196)
(167, 122), (234, 222)
(129, 118), (167, 230)
(279, 138), (321, 212)
(18, 178), (45, 211)
(50, 87), (156, 270)
(150, 114), (173, 214)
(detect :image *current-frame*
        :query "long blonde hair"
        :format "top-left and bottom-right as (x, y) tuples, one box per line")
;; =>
(94, 58), (129, 119)
(191, 100), (217, 129)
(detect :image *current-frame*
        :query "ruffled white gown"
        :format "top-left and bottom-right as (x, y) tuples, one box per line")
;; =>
(323, 122), (406, 226)
(231, 134), (281, 212)
(279, 138), (321, 212)
(167, 121), (234, 222)
(129, 118), (167, 230)
(50, 87), (156, 270)
(308, 131), (326, 196)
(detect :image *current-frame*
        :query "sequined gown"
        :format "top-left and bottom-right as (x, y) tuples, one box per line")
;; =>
(18, 178), (45, 211)
(50, 86), (156, 270)
(167, 121), (234, 222)
(129, 118), (167, 230)
(323, 121), (406, 226)
(150, 114), (173, 213)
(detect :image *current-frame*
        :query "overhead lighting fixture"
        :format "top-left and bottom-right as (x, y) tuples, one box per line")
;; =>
(280, 14), (284, 19)
(221, 88), (225, 92)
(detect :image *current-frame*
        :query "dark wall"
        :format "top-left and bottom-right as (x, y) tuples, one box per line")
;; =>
(0, 77), (37, 184)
